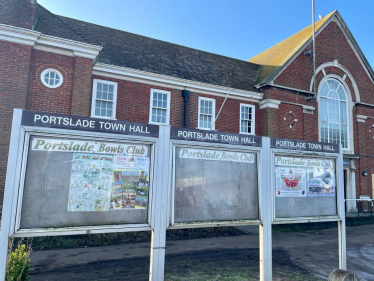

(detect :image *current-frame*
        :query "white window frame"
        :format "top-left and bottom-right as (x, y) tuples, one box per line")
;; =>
(40, 68), (63, 88)
(317, 75), (353, 153)
(91, 79), (118, 120)
(198, 97), (216, 130)
(149, 89), (171, 125)
(239, 103), (255, 135)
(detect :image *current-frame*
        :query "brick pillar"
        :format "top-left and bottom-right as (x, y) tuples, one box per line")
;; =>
(71, 57), (93, 116)
(258, 99), (280, 137)
(0, 41), (33, 212)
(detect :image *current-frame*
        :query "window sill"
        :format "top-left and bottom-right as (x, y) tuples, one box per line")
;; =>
(91, 115), (117, 121)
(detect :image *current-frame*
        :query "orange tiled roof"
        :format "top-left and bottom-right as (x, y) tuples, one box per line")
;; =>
(248, 11), (336, 83)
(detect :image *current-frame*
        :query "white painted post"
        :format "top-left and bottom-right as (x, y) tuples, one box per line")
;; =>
(149, 125), (171, 281)
(259, 137), (272, 281)
(0, 109), (24, 280)
(337, 145), (347, 270)
(349, 170), (357, 212)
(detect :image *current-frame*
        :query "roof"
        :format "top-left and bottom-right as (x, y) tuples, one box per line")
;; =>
(248, 11), (335, 84)
(35, 5), (262, 93)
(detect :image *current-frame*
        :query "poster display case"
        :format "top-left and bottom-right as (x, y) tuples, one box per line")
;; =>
(170, 127), (262, 227)
(271, 138), (343, 222)
(20, 135), (152, 229)
(5, 110), (159, 236)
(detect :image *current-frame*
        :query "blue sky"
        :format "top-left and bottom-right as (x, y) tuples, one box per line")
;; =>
(38, 0), (374, 67)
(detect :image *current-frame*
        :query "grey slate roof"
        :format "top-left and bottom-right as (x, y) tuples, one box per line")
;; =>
(35, 5), (261, 92)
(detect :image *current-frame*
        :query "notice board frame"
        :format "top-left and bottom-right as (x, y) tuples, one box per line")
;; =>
(271, 149), (343, 224)
(3, 109), (160, 238)
(169, 139), (263, 228)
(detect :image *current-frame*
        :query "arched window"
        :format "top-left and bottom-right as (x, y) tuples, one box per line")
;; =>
(319, 79), (349, 149)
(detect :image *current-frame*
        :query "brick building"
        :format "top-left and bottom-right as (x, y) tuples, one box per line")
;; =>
(1, 0), (373, 213)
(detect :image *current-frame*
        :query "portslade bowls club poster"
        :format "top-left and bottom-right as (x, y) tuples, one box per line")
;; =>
(275, 156), (335, 198)
(275, 167), (306, 197)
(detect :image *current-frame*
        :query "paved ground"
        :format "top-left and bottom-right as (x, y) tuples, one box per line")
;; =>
(28, 224), (374, 280)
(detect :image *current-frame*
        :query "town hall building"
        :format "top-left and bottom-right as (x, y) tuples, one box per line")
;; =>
(1, 0), (374, 214)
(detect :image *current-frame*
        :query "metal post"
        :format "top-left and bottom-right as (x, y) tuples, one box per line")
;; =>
(0, 110), (24, 281)
(149, 125), (171, 280)
(259, 137), (272, 281)
(337, 145), (347, 270)
(312, 0), (316, 96)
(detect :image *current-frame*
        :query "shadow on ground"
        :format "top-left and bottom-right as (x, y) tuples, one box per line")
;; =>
(30, 248), (322, 281)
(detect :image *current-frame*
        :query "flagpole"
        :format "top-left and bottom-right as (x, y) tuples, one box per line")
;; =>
(312, 0), (316, 96)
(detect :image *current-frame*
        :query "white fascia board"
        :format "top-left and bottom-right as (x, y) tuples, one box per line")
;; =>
(92, 64), (263, 103)
(0, 23), (40, 46)
(259, 99), (281, 109)
(34, 35), (103, 60)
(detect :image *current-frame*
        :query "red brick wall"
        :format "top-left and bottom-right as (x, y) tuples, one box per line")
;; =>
(261, 19), (374, 198)
(27, 50), (75, 114)
(0, 0), (37, 29)
(0, 41), (33, 210)
(93, 75), (257, 134)
(274, 20), (374, 104)
(71, 57), (93, 116)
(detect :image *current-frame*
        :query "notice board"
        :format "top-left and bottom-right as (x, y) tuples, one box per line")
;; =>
(173, 146), (258, 223)
(19, 135), (152, 229)
(274, 154), (338, 218)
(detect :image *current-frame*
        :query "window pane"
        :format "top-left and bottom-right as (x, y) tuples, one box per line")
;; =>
(50, 72), (55, 79)
(320, 82), (329, 97)
(96, 100), (101, 108)
(97, 83), (102, 91)
(328, 91), (338, 99)
(96, 91), (102, 99)
(108, 93), (113, 101)
(95, 108), (100, 116)
(109, 85), (114, 93)
(103, 84), (108, 92)
(102, 91), (107, 100)
(101, 109), (106, 116)
(107, 110), (112, 117)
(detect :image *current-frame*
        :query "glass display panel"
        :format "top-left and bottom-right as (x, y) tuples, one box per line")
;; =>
(174, 146), (258, 223)
(274, 155), (338, 218)
(20, 135), (151, 229)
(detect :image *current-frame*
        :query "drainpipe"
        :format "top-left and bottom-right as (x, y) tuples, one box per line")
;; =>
(181, 89), (190, 128)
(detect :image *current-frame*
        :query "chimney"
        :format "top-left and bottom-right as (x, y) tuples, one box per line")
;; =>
(0, 0), (38, 30)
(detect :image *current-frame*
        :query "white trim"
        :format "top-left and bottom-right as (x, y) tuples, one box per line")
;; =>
(40, 68), (64, 88)
(93, 64), (263, 102)
(259, 99), (281, 109)
(322, 68), (326, 76)
(310, 61), (361, 102)
(149, 89), (171, 125)
(34, 34), (102, 60)
(317, 76), (354, 154)
(0, 23), (40, 46)
(356, 114), (367, 123)
(239, 103), (256, 135)
(91, 79), (118, 120)
(198, 97), (216, 130)
(0, 24), (102, 60)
